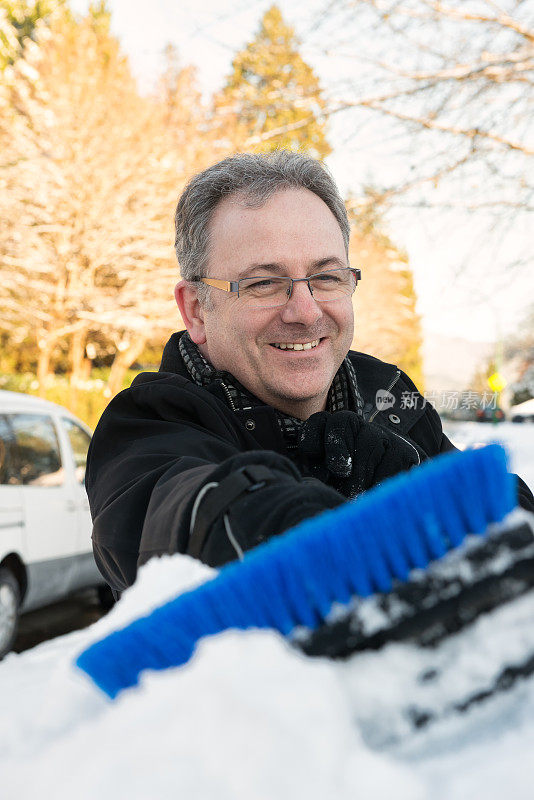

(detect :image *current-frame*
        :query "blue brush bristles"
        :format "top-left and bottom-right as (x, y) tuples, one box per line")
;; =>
(76, 444), (516, 699)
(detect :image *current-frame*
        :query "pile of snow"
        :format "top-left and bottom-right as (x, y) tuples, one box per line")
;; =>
(1, 425), (533, 799)
(3, 555), (534, 799)
(1, 556), (422, 800)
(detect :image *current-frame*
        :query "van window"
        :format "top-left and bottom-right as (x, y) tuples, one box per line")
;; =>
(62, 418), (91, 483)
(8, 414), (64, 486)
(0, 415), (13, 484)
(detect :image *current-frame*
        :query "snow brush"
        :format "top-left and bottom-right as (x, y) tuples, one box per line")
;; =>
(76, 444), (529, 699)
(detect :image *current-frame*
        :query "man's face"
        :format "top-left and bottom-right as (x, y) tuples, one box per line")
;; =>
(187, 188), (354, 419)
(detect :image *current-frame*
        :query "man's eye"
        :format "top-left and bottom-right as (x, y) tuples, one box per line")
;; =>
(250, 279), (274, 288)
(243, 278), (279, 294)
(313, 273), (339, 283)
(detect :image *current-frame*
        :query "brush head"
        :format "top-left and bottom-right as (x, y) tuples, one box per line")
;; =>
(300, 509), (534, 658)
(76, 444), (517, 699)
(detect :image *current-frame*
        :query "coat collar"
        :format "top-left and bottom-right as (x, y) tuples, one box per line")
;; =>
(160, 331), (426, 434)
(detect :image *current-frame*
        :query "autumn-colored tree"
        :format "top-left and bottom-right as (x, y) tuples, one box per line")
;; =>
(0, 6), (202, 397)
(157, 43), (223, 174)
(215, 4), (331, 157)
(0, 6), (18, 68)
(349, 206), (424, 390)
(0, 0), (65, 66)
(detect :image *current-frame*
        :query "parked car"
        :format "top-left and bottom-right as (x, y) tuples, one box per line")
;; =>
(475, 406), (505, 423)
(509, 398), (534, 423)
(441, 406), (479, 423)
(0, 390), (108, 658)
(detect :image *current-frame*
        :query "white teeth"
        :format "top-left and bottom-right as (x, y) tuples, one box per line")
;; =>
(272, 340), (320, 351)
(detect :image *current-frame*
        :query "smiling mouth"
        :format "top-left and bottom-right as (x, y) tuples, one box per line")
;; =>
(270, 339), (322, 351)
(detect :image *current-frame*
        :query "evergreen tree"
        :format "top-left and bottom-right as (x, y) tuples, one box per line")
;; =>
(215, 5), (330, 158)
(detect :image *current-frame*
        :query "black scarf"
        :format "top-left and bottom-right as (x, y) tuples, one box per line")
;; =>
(178, 331), (364, 449)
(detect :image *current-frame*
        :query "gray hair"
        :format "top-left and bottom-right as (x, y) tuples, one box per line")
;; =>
(174, 151), (350, 307)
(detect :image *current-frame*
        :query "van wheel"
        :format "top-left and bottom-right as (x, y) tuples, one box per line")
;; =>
(0, 567), (20, 659)
(97, 584), (116, 611)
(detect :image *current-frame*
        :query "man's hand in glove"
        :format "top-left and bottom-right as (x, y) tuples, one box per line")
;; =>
(298, 410), (421, 498)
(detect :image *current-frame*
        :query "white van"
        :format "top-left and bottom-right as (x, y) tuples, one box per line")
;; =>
(0, 390), (107, 657)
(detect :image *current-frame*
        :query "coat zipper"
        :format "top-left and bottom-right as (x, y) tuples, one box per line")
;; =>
(368, 369), (421, 465)
(220, 381), (237, 412)
(368, 370), (401, 423)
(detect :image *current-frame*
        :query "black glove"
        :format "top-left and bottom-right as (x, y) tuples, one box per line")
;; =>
(298, 411), (420, 498)
(187, 451), (345, 568)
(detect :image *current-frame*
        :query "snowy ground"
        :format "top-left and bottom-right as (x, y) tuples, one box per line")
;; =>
(443, 420), (534, 491)
(1, 423), (533, 799)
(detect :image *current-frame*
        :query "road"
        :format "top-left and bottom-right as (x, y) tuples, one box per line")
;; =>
(13, 588), (108, 654)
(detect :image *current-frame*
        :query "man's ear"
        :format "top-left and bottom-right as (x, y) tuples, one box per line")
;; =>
(174, 281), (207, 345)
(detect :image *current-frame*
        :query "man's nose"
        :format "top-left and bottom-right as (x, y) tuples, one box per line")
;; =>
(279, 279), (322, 326)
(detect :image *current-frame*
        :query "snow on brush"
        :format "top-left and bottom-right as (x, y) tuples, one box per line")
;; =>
(1, 422), (533, 799)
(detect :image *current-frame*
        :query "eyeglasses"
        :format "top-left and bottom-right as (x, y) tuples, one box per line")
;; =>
(194, 267), (361, 309)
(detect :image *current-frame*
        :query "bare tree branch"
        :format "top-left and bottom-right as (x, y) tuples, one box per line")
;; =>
(311, 0), (533, 219)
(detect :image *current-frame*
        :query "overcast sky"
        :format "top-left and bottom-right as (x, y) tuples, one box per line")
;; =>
(69, 0), (533, 345)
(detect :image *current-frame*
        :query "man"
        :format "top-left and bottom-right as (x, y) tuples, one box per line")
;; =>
(86, 151), (534, 594)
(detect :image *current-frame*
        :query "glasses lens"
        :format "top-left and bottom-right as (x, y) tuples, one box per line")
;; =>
(238, 276), (291, 308)
(237, 269), (357, 308)
(309, 268), (356, 301)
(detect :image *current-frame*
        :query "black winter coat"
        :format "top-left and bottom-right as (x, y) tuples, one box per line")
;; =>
(86, 332), (534, 593)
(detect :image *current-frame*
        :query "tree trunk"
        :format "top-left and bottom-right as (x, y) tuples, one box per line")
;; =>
(68, 327), (89, 412)
(107, 334), (147, 398)
(69, 328), (88, 384)
(81, 357), (92, 380)
(36, 339), (54, 397)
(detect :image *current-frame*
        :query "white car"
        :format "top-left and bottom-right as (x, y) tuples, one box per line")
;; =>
(0, 390), (107, 657)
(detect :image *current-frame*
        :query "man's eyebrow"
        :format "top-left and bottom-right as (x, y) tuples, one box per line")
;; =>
(237, 263), (286, 279)
(311, 257), (347, 271)
(237, 257), (346, 279)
